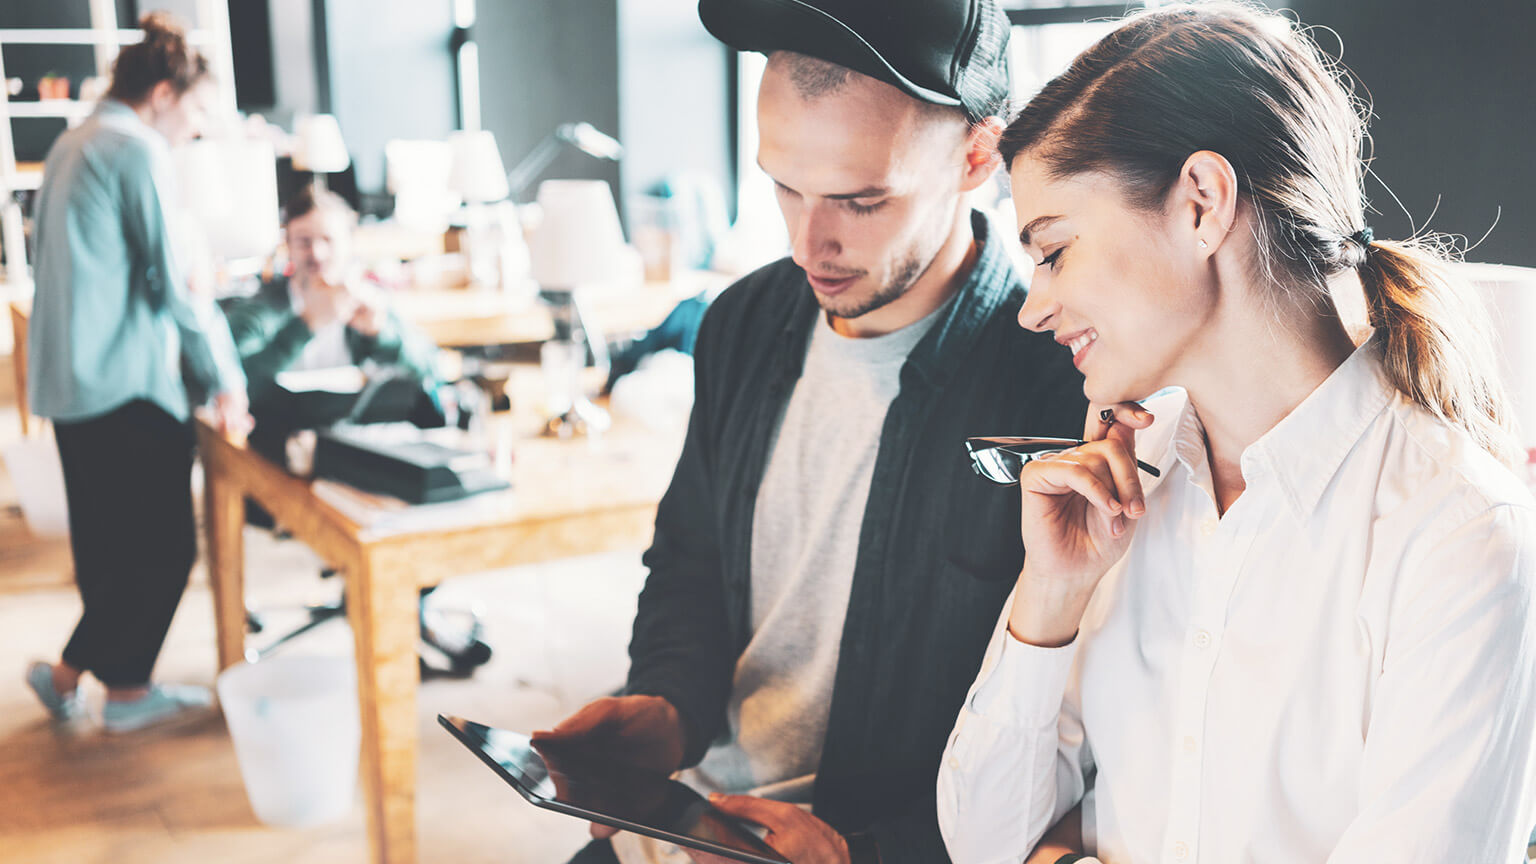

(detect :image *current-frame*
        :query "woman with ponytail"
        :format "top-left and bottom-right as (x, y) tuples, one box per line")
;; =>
(25, 12), (251, 733)
(937, 4), (1536, 862)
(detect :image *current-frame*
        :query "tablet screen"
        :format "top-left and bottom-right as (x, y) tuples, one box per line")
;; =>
(440, 715), (791, 864)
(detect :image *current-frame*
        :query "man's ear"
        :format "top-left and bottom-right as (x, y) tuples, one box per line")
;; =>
(959, 116), (1005, 192)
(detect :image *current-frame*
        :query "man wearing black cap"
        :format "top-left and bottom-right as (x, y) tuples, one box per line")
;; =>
(538, 2), (1087, 862)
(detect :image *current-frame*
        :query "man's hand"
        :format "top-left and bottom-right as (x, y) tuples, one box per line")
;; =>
(689, 796), (849, 864)
(346, 278), (387, 337)
(533, 695), (688, 840)
(296, 276), (360, 332)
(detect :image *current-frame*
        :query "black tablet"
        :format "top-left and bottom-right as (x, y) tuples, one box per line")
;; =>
(439, 715), (791, 864)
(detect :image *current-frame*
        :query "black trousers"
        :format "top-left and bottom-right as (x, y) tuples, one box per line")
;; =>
(53, 399), (197, 688)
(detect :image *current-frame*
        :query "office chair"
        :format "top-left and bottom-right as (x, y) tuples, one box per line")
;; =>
(243, 570), (492, 676)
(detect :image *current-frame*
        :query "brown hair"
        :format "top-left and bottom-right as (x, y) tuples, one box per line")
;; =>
(282, 184), (357, 227)
(999, 2), (1520, 466)
(106, 12), (211, 104)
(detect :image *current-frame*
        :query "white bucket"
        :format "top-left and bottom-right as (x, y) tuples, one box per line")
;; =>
(2, 435), (70, 537)
(217, 655), (360, 827)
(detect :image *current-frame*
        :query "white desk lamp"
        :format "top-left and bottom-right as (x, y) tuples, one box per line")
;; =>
(291, 114), (350, 190)
(527, 179), (628, 437)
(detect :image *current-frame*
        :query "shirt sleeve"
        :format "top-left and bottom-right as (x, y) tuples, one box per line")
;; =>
(118, 142), (245, 400)
(623, 300), (736, 768)
(937, 588), (1092, 864)
(1325, 503), (1536, 863)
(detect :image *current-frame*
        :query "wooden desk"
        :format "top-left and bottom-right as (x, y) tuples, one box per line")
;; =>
(197, 390), (685, 864)
(390, 275), (725, 349)
(9, 299), (31, 436)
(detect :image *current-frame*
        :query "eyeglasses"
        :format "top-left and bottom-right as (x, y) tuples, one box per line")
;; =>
(964, 436), (1161, 485)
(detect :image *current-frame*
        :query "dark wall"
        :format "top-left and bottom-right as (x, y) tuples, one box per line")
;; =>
(1, 0), (135, 161)
(322, 0), (458, 194)
(1278, 0), (1536, 266)
(474, 0), (622, 201)
(617, 2), (733, 217)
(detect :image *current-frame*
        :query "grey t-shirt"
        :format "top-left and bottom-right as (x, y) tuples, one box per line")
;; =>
(693, 300), (947, 798)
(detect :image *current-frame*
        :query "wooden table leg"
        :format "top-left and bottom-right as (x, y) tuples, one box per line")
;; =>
(204, 460), (247, 671)
(347, 550), (420, 864)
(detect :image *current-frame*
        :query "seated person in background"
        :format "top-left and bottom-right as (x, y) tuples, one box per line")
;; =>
(223, 185), (439, 414)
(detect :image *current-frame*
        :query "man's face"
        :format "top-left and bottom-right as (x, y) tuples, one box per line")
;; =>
(285, 207), (352, 286)
(756, 57), (968, 323)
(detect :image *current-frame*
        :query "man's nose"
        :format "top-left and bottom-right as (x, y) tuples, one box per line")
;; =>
(790, 204), (840, 271)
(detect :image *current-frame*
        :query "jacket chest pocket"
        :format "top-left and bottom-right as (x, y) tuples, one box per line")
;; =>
(942, 473), (1024, 582)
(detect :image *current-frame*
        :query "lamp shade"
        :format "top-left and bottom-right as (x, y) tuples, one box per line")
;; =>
(292, 114), (350, 173)
(1467, 262), (1536, 449)
(528, 180), (628, 289)
(176, 139), (280, 261)
(448, 130), (510, 203)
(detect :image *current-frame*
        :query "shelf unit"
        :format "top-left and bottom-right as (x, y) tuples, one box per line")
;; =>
(0, 0), (235, 299)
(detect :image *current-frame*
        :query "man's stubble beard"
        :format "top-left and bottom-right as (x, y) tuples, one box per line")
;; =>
(817, 248), (928, 322)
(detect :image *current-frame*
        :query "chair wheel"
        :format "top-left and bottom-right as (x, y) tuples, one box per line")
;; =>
(448, 639), (493, 672)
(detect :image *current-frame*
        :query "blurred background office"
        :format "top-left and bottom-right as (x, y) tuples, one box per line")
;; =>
(0, 1), (1532, 863)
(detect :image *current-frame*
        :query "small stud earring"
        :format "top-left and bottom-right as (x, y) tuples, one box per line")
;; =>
(1198, 239), (1209, 249)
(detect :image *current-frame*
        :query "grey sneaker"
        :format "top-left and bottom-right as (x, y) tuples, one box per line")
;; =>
(26, 661), (86, 722)
(102, 684), (214, 733)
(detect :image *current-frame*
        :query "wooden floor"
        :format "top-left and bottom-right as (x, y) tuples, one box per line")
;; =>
(0, 396), (646, 864)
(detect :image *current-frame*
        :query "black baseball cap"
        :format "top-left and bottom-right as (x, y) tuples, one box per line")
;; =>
(698, 0), (1013, 122)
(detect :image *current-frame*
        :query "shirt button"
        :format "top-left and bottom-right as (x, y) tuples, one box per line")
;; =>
(1183, 736), (1197, 753)
(1173, 841), (1190, 859)
(1200, 518), (1218, 537)
(948, 756), (959, 770)
(1193, 630), (1212, 649)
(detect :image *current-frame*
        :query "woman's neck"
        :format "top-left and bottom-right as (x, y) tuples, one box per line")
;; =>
(1179, 295), (1359, 514)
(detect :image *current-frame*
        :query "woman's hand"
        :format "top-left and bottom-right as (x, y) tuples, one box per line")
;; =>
(211, 389), (253, 441)
(1008, 402), (1154, 647)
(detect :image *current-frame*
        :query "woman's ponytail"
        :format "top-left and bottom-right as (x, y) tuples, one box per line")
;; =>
(1357, 238), (1522, 467)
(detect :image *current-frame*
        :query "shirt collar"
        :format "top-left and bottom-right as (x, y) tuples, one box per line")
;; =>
(1153, 332), (1395, 519)
(93, 99), (168, 153)
(1243, 331), (1395, 517)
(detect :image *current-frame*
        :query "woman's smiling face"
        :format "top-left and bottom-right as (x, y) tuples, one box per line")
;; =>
(1010, 157), (1217, 405)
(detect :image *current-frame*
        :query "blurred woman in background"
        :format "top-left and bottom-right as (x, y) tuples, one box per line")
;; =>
(25, 11), (251, 733)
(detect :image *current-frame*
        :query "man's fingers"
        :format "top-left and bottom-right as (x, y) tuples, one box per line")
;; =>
(708, 794), (794, 832)
(589, 822), (618, 840)
(534, 698), (619, 740)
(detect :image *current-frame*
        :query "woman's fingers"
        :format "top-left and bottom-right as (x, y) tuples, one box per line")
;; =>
(1085, 401), (1155, 441)
(1099, 437), (1146, 518)
(1023, 451), (1123, 518)
(1025, 440), (1145, 523)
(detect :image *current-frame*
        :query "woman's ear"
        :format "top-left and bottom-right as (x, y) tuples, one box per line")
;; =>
(959, 116), (1006, 192)
(147, 79), (178, 116)
(1176, 150), (1239, 258)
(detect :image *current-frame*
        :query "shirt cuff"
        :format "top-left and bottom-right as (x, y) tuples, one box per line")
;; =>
(968, 629), (1078, 728)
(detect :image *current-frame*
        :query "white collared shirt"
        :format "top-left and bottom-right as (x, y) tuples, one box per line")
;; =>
(937, 336), (1536, 864)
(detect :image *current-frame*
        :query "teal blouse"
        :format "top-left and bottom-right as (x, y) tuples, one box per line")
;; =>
(27, 100), (245, 423)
